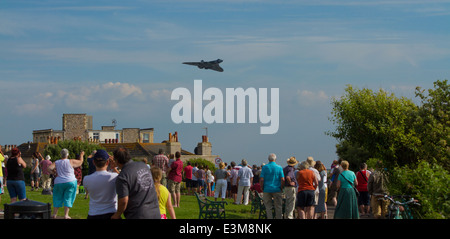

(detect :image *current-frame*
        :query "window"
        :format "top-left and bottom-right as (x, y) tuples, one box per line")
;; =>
(143, 133), (149, 143)
(93, 132), (99, 141)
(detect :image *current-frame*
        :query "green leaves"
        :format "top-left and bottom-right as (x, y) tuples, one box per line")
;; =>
(389, 160), (450, 219)
(329, 85), (420, 167)
(329, 80), (449, 218)
(43, 140), (105, 176)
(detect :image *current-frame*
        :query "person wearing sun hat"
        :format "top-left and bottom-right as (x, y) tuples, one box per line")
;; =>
(40, 154), (53, 194)
(83, 149), (119, 219)
(306, 156), (321, 208)
(283, 156), (298, 219)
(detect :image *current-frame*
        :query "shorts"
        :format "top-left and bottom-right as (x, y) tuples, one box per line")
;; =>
(296, 190), (315, 208)
(358, 191), (370, 205)
(185, 179), (193, 188)
(53, 180), (78, 208)
(191, 179), (198, 188)
(7, 180), (26, 200)
(197, 179), (205, 188)
(30, 172), (40, 181)
(168, 179), (181, 193)
(231, 185), (238, 194)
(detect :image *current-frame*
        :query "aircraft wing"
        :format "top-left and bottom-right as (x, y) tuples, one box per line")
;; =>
(183, 62), (201, 66)
(210, 64), (224, 72)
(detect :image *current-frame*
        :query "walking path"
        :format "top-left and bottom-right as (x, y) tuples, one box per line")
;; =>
(327, 205), (373, 219)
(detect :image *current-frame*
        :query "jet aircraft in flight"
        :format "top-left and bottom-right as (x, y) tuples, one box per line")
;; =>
(183, 59), (224, 72)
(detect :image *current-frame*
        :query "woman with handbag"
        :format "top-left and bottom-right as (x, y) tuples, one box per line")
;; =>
(333, 160), (360, 219)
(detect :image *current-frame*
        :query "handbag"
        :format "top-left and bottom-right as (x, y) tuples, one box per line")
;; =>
(341, 174), (360, 197)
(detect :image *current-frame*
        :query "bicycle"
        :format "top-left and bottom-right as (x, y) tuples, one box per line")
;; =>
(379, 194), (421, 219)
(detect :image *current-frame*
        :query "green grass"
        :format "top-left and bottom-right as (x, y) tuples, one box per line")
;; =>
(1, 187), (260, 219)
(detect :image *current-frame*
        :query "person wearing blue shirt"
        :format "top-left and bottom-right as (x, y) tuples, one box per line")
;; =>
(260, 153), (285, 219)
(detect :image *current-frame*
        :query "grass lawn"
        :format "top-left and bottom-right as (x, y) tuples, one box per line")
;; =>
(1, 186), (260, 219)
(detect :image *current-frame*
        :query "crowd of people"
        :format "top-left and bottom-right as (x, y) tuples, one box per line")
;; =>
(0, 145), (390, 219)
(195, 153), (389, 220)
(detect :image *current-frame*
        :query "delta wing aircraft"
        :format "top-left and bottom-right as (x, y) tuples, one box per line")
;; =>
(183, 59), (224, 72)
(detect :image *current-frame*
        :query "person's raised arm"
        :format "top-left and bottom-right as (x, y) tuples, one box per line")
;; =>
(17, 155), (27, 169)
(70, 151), (85, 168)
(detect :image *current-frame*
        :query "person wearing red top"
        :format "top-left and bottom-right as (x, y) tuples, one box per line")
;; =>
(250, 182), (262, 193)
(296, 161), (318, 219)
(356, 163), (371, 217)
(167, 152), (183, 207)
(183, 161), (193, 195)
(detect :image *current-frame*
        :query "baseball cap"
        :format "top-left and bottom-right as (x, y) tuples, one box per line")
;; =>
(93, 149), (109, 161)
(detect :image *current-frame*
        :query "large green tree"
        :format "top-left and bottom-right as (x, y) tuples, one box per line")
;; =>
(414, 80), (450, 170)
(328, 85), (421, 168)
(328, 80), (450, 218)
(335, 140), (371, 171)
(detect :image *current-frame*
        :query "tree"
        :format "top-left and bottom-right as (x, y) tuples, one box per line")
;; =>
(335, 140), (371, 171)
(389, 160), (450, 219)
(414, 80), (450, 170)
(328, 85), (420, 169)
(185, 158), (216, 172)
(328, 80), (450, 218)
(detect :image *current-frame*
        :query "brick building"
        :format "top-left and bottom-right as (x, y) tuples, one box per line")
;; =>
(7, 113), (219, 165)
(32, 114), (154, 144)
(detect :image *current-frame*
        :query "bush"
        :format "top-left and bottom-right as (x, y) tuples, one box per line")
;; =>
(185, 158), (216, 172)
(388, 160), (450, 219)
(43, 140), (105, 176)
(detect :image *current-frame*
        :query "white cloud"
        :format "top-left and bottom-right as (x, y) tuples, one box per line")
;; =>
(149, 89), (172, 100)
(7, 82), (149, 115)
(56, 82), (145, 111)
(38, 92), (53, 99)
(297, 89), (329, 106)
(102, 82), (143, 98)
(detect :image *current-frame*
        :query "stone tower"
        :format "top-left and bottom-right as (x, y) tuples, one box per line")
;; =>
(62, 114), (93, 141)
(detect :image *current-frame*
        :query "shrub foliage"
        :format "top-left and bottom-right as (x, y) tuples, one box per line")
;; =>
(328, 80), (449, 218)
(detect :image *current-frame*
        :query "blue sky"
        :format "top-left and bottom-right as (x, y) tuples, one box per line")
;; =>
(1, 0), (450, 168)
